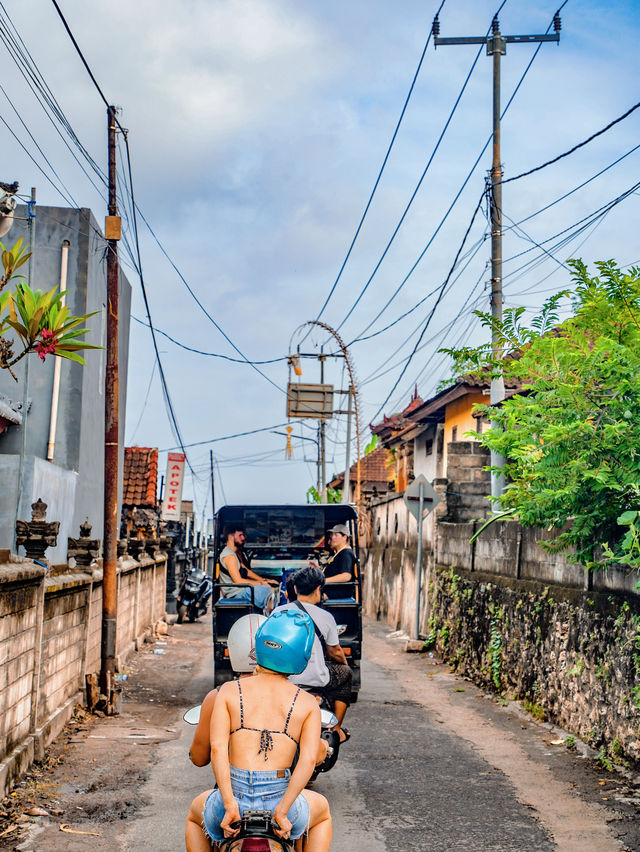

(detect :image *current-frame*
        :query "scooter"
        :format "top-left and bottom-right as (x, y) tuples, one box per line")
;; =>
(218, 810), (294, 852)
(177, 566), (213, 623)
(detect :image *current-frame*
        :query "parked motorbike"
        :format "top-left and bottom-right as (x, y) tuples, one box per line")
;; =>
(177, 567), (213, 623)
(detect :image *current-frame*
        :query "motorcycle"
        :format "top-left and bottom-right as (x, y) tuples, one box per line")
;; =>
(177, 567), (213, 623)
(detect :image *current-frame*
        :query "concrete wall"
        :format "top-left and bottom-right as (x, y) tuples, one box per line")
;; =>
(0, 552), (166, 797)
(0, 205), (131, 558)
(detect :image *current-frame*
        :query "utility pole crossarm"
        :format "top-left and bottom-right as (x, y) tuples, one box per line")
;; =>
(434, 33), (559, 48)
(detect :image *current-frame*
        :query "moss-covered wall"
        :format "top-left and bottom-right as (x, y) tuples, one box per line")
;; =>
(428, 566), (640, 766)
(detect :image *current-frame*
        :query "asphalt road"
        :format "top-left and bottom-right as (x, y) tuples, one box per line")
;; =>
(5, 617), (639, 851)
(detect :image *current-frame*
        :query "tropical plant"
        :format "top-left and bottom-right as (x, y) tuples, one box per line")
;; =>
(306, 485), (342, 504)
(0, 238), (99, 379)
(441, 259), (640, 568)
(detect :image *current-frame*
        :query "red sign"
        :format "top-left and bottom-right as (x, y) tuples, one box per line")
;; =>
(161, 452), (186, 521)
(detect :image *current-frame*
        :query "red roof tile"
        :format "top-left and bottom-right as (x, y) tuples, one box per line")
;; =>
(329, 447), (393, 489)
(123, 446), (158, 508)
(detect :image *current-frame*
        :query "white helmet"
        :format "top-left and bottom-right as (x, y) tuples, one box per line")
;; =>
(227, 614), (267, 673)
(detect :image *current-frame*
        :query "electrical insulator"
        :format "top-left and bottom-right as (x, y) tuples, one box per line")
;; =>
(492, 16), (500, 35)
(553, 13), (562, 34)
(432, 14), (440, 38)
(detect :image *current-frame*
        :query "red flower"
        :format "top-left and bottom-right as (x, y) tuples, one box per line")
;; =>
(36, 328), (57, 362)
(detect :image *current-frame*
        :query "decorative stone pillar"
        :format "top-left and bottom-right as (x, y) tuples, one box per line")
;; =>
(117, 538), (129, 560)
(68, 519), (101, 569)
(15, 498), (60, 564)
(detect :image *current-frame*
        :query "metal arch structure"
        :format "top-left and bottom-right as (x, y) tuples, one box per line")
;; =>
(290, 320), (363, 523)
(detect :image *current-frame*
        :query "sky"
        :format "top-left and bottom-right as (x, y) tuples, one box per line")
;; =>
(1, 0), (639, 522)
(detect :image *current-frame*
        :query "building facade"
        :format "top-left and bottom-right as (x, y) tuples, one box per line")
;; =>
(0, 205), (131, 562)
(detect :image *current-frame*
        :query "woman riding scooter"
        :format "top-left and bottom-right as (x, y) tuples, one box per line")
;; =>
(204, 610), (332, 851)
(185, 613), (267, 851)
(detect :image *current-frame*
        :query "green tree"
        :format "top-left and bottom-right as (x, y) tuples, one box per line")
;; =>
(306, 485), (342, 504)
(1, 238), (99, 380)
(442, 259), (640, 568)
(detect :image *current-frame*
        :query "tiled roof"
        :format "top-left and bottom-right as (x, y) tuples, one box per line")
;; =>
(123, 446), (158, 508)
(329, 447), (393, 488)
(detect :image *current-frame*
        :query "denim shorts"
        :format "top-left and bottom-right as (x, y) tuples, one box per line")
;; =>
(224, 585), (272, 609)
(202, 766), (310, 842)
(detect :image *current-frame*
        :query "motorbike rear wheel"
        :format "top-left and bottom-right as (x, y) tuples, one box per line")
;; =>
(176, 603), (187, 624)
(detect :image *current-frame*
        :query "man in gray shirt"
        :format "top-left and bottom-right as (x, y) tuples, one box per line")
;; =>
(219, 525), (272, 609)
(274, 565), (352, 743)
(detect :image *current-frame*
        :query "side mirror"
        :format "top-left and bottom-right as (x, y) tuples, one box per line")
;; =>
(183, 705), (201, 725)
(320, 708), (338, 727)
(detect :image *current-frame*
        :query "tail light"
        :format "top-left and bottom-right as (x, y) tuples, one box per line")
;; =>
(240, 841), (271, 852)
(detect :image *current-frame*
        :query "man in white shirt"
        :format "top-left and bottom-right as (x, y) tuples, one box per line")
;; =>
(273, 565), (352, 743)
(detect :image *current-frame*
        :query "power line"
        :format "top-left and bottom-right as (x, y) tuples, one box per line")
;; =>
(369, 189), (487, 424)
(313, 0), (447, 323)
(129, 316), (287, 364)
(333, 6), (503, 334)
(161, 422), (292, 452)
(346, 2), (565, 341)
(122, 135), (195, 474)
(502, 100), (640, 186)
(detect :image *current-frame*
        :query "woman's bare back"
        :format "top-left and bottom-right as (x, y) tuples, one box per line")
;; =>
(219, 672), (318, 770)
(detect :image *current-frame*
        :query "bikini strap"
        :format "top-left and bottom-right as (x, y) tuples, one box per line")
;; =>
(237, 680), (245, 728)
(283, 688), (301, 735)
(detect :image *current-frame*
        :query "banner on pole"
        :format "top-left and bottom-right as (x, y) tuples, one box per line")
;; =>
(161, 452), (186, 521)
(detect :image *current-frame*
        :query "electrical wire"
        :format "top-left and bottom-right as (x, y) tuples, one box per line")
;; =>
(161, 422), (293, 452)
(121, 135), (195, 474)
(502, 100), (640, 186)
(344, 1), (565, 341)
(313, 0), (447, 323)
(333, 7), (503, 334)
(129, 316), (288, 364)
(368, 190), (486, 424)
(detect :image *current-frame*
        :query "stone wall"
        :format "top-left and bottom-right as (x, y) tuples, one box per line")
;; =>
(427, 566), (640, 764)
(362, 439), (640, 764)
(0, 553), (166, 796)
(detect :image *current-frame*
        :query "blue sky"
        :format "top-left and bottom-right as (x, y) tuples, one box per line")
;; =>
(2, 0), (639, 521)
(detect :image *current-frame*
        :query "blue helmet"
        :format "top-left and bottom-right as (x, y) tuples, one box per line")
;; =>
(254, 609), (314, 675)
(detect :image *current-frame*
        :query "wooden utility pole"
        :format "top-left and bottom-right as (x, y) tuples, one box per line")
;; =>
(433, 11), (561, 501)
(100, 105), (121, 709)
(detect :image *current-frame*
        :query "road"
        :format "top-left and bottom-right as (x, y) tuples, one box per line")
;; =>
(3, 618), (639, 851)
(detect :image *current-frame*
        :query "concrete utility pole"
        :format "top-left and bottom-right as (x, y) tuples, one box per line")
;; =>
(342, 387), (353, 504)
(209, 449), (215, 539)
(433, 11), (561, 501)
(101, 105), (121, 709)
(319, 353), (327, 502)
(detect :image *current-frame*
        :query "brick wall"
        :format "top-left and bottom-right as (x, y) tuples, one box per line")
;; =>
(0, 553), (167, 795)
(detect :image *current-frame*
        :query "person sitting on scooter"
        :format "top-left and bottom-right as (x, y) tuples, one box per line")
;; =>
(185, 614), (329, 852)
(276, 565), (352, 744)
(204, 610), (332, 850)
(220, 525), (272, 610)
(185, 613), (266, 851)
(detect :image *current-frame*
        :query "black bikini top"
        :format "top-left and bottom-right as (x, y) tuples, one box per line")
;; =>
(230, 681), (301, 761)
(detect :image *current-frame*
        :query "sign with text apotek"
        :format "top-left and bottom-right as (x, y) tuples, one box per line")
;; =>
(161, 452), (186, 521)
(403, 474), (440, 523)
